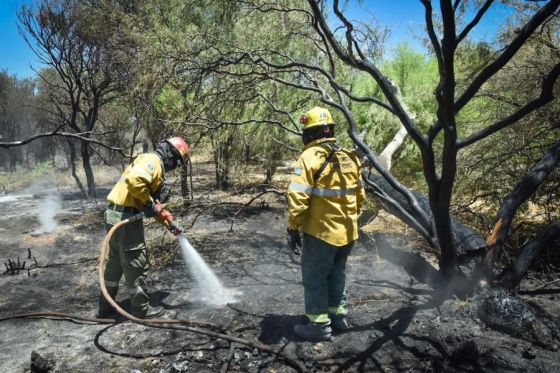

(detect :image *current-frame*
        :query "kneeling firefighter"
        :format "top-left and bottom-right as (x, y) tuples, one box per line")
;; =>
(97, 137), (189, 319)
(287, 107), (365, 341)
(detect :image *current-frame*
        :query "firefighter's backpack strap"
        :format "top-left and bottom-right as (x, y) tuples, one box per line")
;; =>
(313, 142), (341, 183)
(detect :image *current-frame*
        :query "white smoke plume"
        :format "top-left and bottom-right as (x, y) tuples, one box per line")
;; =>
(36, 192), (62, 234)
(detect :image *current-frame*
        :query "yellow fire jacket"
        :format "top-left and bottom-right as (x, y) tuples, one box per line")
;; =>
(287, 137), (365, 246)
(107, 153), (164, 211)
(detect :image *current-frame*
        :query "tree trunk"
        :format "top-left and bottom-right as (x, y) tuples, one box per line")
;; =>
(265, 168), (273, 184)
(66, 140), (87, 199)
(81, 140), (96, 199)
(213, 140), (231, 190)
(180, 161), (192, 207)
(8, 150), (17, 172)
(431, 201), (458, 275)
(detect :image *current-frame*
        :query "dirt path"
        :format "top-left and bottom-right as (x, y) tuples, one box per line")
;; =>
(1, 168), (559, 372)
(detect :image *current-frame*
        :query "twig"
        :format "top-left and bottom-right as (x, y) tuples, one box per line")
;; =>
(220, 340), (236, 373)
(431, 320), (449, 354)
(0, 130), (127, 153)
(183, 202), (241, 229)
(229, 189), (285, 231)
(533, 278), (560, 291)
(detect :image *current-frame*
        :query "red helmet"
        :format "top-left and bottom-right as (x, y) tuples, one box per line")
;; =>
(166, 136), (189, 163)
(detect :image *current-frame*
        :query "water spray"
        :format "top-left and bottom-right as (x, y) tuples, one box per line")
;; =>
(177, 234), (237, 306)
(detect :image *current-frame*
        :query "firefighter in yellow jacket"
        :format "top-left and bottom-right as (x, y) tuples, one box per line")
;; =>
(97, 137), (189, 318)
(287, 107), (365, 341)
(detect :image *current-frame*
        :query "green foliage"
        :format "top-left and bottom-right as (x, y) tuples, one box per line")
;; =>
(350, 43), (438, 185)
(20, 0), (557, 245)
(155, 85), (186, 121)
(453, 28), (560, 233)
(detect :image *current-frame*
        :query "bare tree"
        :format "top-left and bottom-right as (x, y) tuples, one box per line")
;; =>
(18, 0), (133, 198)
(182, 0), (560, 284)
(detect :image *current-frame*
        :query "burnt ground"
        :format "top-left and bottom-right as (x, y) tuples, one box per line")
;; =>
(1, 163), (559, 372)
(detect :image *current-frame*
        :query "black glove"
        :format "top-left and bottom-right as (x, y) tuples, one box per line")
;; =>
(287, 228), (302, 255)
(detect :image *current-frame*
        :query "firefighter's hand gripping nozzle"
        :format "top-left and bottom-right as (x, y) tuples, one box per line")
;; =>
(145, 199), (184, 236)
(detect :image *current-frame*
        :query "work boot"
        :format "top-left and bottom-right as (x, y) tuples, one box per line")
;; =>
(330, 316), (349, 332)
(97, 294), (118, 319)
(293, 322), (332, 342)
(131, 305), (164, 319)
(96, 308), (118, 319)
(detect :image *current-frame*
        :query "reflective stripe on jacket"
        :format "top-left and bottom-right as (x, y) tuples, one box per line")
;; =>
(107, 153), (164, 211)
(287, 137), (365, 246)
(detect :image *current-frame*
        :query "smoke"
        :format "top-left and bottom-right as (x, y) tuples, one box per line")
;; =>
(371, 233), (476, 298)
(23, 179), (63, 235)
(35, 192), (62, 234)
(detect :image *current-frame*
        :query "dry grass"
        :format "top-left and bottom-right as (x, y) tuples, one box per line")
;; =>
(0, 163), (122, 193)
(0, 162), (55, 192)
(22, 233), (58, 247)
(55, 164), (122, 189)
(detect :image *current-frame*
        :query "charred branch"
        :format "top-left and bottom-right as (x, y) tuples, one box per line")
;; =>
(364, 173), (486, 257)
(0, 128), (127, 153)
(331, 94), (434, 241)
(454, 0), (560, 113)
(458, 62), (560, 148)
(483, 139), (560, 272)
(307, 0), (427, 151)
(420, 0), (444, 70)
(497, 219), (560, 290)
(4, 257), (26, 275)
(456, 0), (494, 45)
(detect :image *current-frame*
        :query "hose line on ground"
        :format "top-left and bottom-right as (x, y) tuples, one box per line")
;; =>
(1, 214), (306, 372)
(98, 214), (306, 372)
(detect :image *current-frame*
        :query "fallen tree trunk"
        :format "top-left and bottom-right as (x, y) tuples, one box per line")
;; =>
(363, 172), (486, 258)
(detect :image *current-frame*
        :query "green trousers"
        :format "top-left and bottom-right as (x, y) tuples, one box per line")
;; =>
(301, 234), (353, 324)
(98, 209), (150, 315)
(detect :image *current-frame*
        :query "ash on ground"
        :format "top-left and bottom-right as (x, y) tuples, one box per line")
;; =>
(1, 173), (559, 372)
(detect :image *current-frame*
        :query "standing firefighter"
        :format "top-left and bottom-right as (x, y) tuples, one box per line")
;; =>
(287, 107), (365, 341)
(97, 137), (189, 319)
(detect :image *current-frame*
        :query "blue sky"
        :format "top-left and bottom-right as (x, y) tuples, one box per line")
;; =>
(341, 1), (511, 53)
(0, 1), (512, 79)
(0, 1), (37, 79)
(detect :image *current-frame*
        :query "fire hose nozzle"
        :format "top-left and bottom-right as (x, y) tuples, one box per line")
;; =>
(166, 220), (184, 236)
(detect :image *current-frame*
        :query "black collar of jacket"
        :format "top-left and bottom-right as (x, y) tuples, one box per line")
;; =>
(303, 137), (338, 151)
